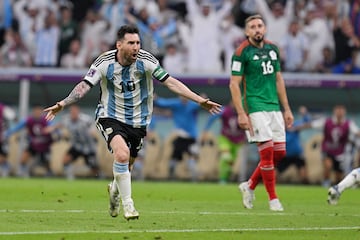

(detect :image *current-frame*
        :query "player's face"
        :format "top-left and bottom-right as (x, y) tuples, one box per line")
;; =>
(69, 105), (80, 120)
(117, 33), (140, 65)
(32, 106), (43, 119)
(245, 19), (266, 44)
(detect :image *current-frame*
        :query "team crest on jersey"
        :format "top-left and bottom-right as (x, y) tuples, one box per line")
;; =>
(134, 70), (142, 79)
(86, 68), (97, 77)
(269, 50), (277, 60)
(253, 55), (259, 60)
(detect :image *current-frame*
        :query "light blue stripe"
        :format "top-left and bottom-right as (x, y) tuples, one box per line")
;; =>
(121, 66), (133, 125)
(106, 64), (116, 118)
(137, 61), (148, 126)
(113, 162), (129, 173)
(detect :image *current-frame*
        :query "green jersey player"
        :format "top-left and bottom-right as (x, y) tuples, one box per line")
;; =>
(229, 14), (294, 211)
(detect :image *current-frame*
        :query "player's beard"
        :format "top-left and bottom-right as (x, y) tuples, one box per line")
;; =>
(253, 34), (264, 43)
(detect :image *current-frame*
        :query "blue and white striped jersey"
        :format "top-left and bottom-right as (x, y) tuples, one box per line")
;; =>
(84, 49), (169, 128)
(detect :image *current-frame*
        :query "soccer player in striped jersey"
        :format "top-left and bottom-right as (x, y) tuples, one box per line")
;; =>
(229, 15), (294, 211)
(44, 25), (221, 220)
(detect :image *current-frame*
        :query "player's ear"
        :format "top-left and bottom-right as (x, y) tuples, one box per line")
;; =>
(116, 40), (121, 49)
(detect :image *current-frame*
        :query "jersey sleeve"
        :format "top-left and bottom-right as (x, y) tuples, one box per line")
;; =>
(273, 45), (281, 72)
(349, 121), (360, 135)
(231, 51), (245, 76)
(83, 54), (106, 85)
(83, 64), (102, 86)
(310, 118), (326, 129)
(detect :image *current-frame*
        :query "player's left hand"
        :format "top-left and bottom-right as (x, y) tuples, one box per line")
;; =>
(44, 102), (64, 121)
(283, 109), (294, 129)
(199, 99), (222, 114)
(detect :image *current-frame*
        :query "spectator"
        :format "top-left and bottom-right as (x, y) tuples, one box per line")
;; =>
(350, 0), (360, 38)
(184, 0), (232, 73)
(220, 14), (245, 73)
(100, 0), (129, 45)
(80, 9), (109, 64)
(303, 9), (334, 71)
(254, 0), (294, 46)
(0, 102), (16, 177)
(294, 0), (308, 26)
(58, 3), (79, 66)
(34, 10), (60, 67)
(60, 38), (87, 69)
(314, 46), (335, 73)
(232, 0), (257, 28)
(331, 18), (360, 74)
(0, 0), (13, 47)
(162, 43), (186, 75)
(126, 2), (177, 64)
(279, 20), (309, 72)
(13, 0), (47, 58)
(0, 30), (32, 67)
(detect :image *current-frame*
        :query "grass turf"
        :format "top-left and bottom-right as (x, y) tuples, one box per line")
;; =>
(0, 178), (359, 240)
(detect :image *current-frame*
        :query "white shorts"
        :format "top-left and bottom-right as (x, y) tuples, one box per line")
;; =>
(245, 111), (285, 143)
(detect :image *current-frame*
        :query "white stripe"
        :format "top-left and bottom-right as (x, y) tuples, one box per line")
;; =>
(0, 226), (359, 235)
(2, 209), (360, 217)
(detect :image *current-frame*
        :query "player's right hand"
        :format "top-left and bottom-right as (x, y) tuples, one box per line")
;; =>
(44, 102), (64, 121)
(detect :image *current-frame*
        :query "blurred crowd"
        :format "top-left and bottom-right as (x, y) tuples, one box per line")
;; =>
(0, 0), (359, 74)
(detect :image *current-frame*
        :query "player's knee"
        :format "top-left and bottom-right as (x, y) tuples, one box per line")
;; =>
(113, 148), (130, 163)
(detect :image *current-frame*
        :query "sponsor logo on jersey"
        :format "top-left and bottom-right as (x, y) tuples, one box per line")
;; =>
(105, 127), (113, 135)
(253, 55), (259, 60)
(231, 61), (241, 72)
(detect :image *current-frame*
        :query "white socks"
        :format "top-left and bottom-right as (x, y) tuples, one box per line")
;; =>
(337, 168), (360, 193)
(113, 162), (132, 205)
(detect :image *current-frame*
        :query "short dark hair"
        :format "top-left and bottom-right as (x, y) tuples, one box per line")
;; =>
(117, 25), (139, 40)
(245, 14), (265, 26)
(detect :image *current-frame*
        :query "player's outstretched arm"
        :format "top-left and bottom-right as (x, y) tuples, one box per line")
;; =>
(163, 76), (222, 114)
(44, 81), (91, 121)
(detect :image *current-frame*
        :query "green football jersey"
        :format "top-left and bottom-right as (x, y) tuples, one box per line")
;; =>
(231, 40), (281, 114)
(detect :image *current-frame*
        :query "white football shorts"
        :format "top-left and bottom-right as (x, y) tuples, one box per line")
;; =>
(245, 111), (285, 143)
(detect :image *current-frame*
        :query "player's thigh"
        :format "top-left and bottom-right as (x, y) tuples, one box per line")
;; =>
(247, 111), (285, 143)
(270, 111), (286, 142)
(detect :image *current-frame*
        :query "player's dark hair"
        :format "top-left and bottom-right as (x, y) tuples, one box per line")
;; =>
(245, 14), (265, 27)
(117, 25), (140, 40)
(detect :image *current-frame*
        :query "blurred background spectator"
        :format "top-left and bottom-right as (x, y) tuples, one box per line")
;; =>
(0, 0), (357, 75)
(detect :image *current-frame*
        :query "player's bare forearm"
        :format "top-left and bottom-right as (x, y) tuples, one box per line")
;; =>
(164, 77), (222, 114)
(276, 73), (294, 127)
(63, 81), (91, 106)
(164, 77), (203, 102)
(44, 81), (91, 121)
(229, 75), (245, 114)
(276, 73), (291, 111)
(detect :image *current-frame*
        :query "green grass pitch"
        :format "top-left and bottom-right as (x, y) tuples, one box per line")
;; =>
(0, 178), (359, 240)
